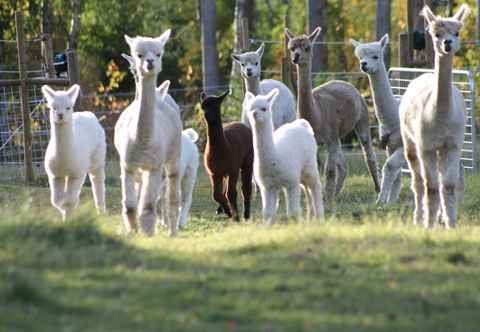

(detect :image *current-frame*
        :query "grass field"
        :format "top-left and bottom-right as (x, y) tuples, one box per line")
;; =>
(1, 155), (480, 332)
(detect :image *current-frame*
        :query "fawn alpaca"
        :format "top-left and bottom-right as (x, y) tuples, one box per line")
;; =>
(200, 91), (254, 221)
(246, 89), (324, 224)
(400, 5), (469, 228)
(42, 84), (106, 220)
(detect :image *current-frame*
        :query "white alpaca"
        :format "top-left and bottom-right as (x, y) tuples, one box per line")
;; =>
(121, 52), (181, 114)
(42, 84), (106, 220)
(351, 34), (406, 204)
(232, 43), (296, 129)
(158, 128), (199, 229)
(400, 5), (469, 228)
(115, 30), (182, 236)
(245, 88), (324, 225)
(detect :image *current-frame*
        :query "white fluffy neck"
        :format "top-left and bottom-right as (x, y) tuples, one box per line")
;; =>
(50, 116), (74, 160)
(297, 61), (320, 126)
(368, 63), (399, 128)
(243, 76), (260, 95)
(434, 53), (454, 112)
(136, 74), (156, 143)
(251, 118), (277, 166)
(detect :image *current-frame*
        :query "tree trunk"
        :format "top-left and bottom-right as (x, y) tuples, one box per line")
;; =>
(306, 0), (328, 72)
(477, 0), (480, 44)
(376, 0), (390, 68)
(41, 0), (55, 78)
(68, 0), (81, 50)
(231, 0), (255, 78)
(199, 0), (221, 95)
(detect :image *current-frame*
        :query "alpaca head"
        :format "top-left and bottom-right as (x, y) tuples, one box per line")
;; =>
(42, 84), (80, 125)
(155, 80), (172, 106)
(285, 27), (321, 65)
(124, 29), (171, 78)
(200, 90), (229, 124)
(245, 89), (279, 127)
(351, 34), (389, 74)
(422, 4), (470, 56)
(231, 43), (265, 79)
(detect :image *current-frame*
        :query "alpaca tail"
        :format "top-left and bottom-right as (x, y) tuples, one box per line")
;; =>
(183, 128), (199, 143)
(296, 119), (315, 136)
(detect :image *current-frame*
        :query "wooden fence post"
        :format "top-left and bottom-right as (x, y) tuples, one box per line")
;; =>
(67, 48), (81, 110)
(42, 34), (55, 78)
(15, 11), (35, 183)
(281, 15), (295, 97)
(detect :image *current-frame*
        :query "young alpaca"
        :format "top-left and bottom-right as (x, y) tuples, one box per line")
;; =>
(115, 30), (182, 237)
(200, 91), (254, 221)
(245, 89), (324, 224)
(42, 84), (106, 220)
(232, 43), (296, 129)
(351, 34), (406, 204)
(285, 27), (380, 202)
(400, 5), (469, 229)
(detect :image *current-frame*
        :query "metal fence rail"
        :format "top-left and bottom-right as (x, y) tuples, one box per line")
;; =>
(389, 67), (476, 171)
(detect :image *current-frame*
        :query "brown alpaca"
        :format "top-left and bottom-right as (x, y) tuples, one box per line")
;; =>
(200, 90), (254, 221)
(285, 27), (380, 202)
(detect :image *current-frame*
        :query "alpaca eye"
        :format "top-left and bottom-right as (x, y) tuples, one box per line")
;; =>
(454, 32), (459, 37)
(156, 53), (161, 57)
(137, 54), (143, 58)
(261, 107), (267, 112)
(373, 55), (379, 60)
(255, 62), (258, 66)
(240, 63), (244, 67)
(435, 33), (440, 38)
(305, 46), (310, 52)
(66, 107), (71, 110)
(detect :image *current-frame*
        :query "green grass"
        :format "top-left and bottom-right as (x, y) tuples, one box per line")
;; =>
(1, 155), (480, 331)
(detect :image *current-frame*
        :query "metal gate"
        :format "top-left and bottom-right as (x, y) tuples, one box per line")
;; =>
(388, 67), (476, 171)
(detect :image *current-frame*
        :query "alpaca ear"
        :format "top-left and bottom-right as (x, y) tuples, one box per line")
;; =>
(41, 85), (56, 103)
(308, 27), (322, 43)
(453, 4), (471, 23)
(421, 5), (438, 26)
(380, 34), (389, 48)
(200, 91), (207, 102)
(121, 53), (135, 67)
(155, 29), (171, 49)
(256, 43), (265, 58)
(285, 28), (294, 41)
(66, 84), (81, 104)
(350, 38), (361, 48)
(218, 89), (230, 102)
(156, 80), (171, 99)
(124, 35), (135, 48)
(265, 88), (279, 104)
(231, 54), (241, 63)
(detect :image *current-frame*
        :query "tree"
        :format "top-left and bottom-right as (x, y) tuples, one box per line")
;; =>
(307, 0), (327, 72)
(231, 0), (255, 77)
(376, 0), (390, 67)
(199, 0), (221, 94)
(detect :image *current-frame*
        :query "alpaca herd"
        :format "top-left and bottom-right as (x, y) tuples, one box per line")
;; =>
(41, 5), (470, 234)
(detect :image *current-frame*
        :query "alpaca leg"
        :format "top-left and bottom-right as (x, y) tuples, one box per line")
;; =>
(438, 148), (462, 228)
(420, 151), (440, 229)
(404, 141), (424, 226)
(138, 170), (162, 236)
(49, 176), (66, 218)
(178, 166), (197, 229)
(240, 159), (253, 220)
(388, 171), (403, 204)
(156, 170), (167, 227)
(324, 143), (340, 202)
(260, 186), (278, 225)
(226, 172), (240, 221)
(285, 184), (301, 220)
(302, 166), (324, 220)
(356, 124), (380, 193)
(211, 175), (231, 217)
(64, 175), (86, 220)
(335, 148), (347, 196)
(165, 162), (181, 237)
(121, 169), (139, 233)
(88, 167), (106, 214)
(377, 148), (404, 204)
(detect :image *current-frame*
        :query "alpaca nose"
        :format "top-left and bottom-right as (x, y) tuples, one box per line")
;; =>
(361, 61), (368, 71)
(146, 59), (154, 70)
(246, 68), (252, 76)
(58, 114), (64, 120)
(444, 39), (453, 51)
(293, 53), (300, 64)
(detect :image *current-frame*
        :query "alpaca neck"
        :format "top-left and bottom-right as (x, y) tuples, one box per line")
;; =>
(136, 75), (156, 143)
(251, 119), (276, 166)
(433, 53), (454, 112)
(206, 118), (226, 153)
(296, 61), (320, 125)
(50, 118), (74, 160)
(243, 76), (260, 95)
(368, 63), (399, 128)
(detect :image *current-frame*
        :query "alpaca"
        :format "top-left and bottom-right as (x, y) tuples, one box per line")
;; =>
(121, 52), (181, 114)
(42, 84), (106, 220)
(158, 128), (200, 229)
(351, 34), (406, 204)
(245, 89), (324, 224)
(200, 90), (254, 221)
(231, 43), (296, 129)
(285, 27), (380, 201)
(399, 5), (469, 228)
(115, 30), (182, 236)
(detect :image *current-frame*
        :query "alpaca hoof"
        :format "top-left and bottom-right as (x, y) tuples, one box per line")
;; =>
(376, 195), (388, 205)
(216, 206), (224, 215)
(168, 228), (178, 237)
(140, 213), (157, 237)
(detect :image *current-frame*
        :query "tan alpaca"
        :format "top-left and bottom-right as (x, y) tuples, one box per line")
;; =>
(400, 5), (470, 229)
(285, 27), (380, 201)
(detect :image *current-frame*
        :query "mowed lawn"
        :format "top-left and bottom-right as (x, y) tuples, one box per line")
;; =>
(1, 155), (480, 332)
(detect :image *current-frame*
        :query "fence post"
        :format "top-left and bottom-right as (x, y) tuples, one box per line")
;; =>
(281, 15), (295, 97)
(42, 34), (55, 78)
(67, 49), (81, 110)
(15, 11), (35, 183)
